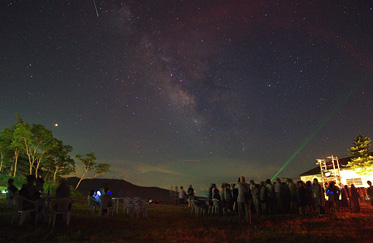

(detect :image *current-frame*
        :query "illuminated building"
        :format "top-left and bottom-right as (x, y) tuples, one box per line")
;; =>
(300, 155), (373, 187)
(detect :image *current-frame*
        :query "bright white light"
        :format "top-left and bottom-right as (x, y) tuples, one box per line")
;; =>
(54, 123), (59, 127)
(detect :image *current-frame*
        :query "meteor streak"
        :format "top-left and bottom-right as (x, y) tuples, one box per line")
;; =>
(93, 0), (99, 17)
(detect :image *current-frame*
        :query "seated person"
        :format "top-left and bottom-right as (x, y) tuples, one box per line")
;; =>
(18, 175), (40, 223)
(212, 188), (221, 201)
(7, 178), (18, 198)
(7, 178), (18, 207)
(56, 178), (71, 198)
(19, 175), (40, 205)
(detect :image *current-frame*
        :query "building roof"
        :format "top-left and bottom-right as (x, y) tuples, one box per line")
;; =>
(299, 156), (353, 177)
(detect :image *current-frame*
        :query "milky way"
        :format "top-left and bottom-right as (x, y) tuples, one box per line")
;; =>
(1, 0), (372, 193)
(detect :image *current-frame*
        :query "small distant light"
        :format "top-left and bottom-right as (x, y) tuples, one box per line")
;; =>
(54, 123), (59, 127)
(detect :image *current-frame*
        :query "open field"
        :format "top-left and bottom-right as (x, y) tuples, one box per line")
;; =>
(1, 197), (372, 242)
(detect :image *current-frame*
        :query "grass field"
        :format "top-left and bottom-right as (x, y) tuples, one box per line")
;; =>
(1, 196), (372, 242)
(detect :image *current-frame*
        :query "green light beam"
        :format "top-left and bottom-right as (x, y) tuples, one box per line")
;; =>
(271, 110), (334, 181)
(271, 74), (368, 181)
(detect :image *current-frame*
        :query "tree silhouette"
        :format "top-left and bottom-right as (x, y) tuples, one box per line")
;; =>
(75, 152), (110, 190)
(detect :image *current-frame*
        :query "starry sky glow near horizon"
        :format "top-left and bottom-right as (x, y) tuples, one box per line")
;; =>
(1, 0), (372, 194)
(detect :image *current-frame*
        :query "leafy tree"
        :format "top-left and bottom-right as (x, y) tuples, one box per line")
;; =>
(0, 128), (12, 172)
(0, 114), (83, 181)
(9, 123), (27, 177)
(12, 122), (33, 175)
(74, 152), (110, 190)
(12, 122), (58, 177)
(16, 113), (23, 124)
(31, 124), (58, 178)
(44, 139), (75, 181)
(346, 134), (373, 176)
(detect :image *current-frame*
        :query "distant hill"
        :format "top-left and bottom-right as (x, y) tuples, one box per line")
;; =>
(67, 177), (172, 203)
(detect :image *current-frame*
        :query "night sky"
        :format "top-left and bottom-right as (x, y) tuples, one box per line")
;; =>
(1, 0), (372, 194)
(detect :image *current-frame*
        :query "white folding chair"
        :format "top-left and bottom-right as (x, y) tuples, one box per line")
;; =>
(11, 195), (38, 226)
(123, 197), (133, 217)
(191, 199), (206, 216)
(211, 199), (220, 214)
(49, 198), (72, 227)
(132, 197), (147, 218)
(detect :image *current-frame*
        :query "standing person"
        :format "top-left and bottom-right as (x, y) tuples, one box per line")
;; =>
(367, 181), (373, 206)
(249, 180), (255, 191)
(211, 184), (218, 199)
(324, 182), (329, 213)
(288, 179), (297, 214)
(305, 181), (315, 213)
(333, 182), (341, 211)
(237, 176), (251, 223)
(251, 183), (260, 215)
(220, 183), (226, 212)
(208, 184), (215, 200)
(282, 182), (291, 213)
(340, 184), (349, 211)
(232, 183), (238, 213)
(265, 179), (275, 213)
(100, 187), (113, 215)
(259, 182), (268, 214)
(327, 182), (336, 213)
(187, 185), (195, 207)
(344, 185), (351, 210)
(99, 183), (110, 196)
(223, 183), (233, 214)
(350, 184), (360, 213)
(208, 184), (217, 209)
(312, 178), (325, 215)
(211, 188), (221, 214)
(88, 190), (100, 207)
(275, 178), (282, 213)
(296, 181), (307, 215)
(179, 186), (186, 205)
